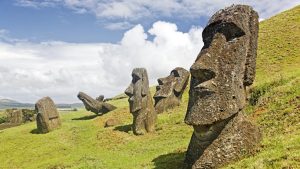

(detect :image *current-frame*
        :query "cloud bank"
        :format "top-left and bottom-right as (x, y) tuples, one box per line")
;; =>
(15, 0), (300, 29)
(0, 21), (203, 103)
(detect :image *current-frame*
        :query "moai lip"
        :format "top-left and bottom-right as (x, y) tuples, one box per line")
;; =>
(125, 68), (157, 135)
(153, 67), (190, 113)
(35, 96), (61, 133)
(183, 5), (261, 169)
(77, 92), (117, 115)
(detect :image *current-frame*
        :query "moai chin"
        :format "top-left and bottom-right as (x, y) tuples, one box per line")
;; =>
(35, 97), (61, 133)
(77, 92), (117, 115)
(125, 68), (157, 135)
(184, 5), (262, 169)
(153, 67), (190, 113)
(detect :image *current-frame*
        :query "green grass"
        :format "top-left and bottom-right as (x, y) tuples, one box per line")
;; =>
(0, 5), (300, 169)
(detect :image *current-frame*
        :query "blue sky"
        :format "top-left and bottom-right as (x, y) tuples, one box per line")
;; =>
(0, 0), (207, 43)
(0, 0), (124, 42)
(0, 0), (299, 103)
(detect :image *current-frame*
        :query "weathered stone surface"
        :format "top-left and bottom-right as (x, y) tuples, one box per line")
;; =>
(184, 5), (261, 168)
(77, 92), (117, 115)
(6, 109), (23, 124)
(35, 97), (61, 133)
(125, 68), (157, 135)
(104, 118), (120, 127)
(154, 67), (190, 113)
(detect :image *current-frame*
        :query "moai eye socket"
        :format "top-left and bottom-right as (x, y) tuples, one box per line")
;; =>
(132, 74), (141, 84)
(190, 66), (216, 84)
(203, 22), (245, 48)
(171, 70), (180, 77)
(157, 78), (164, 85)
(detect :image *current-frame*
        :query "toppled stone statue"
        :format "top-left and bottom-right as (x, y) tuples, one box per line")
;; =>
(184, 5), (261, 169)
(35, 97), (61, 133)
(153, 67), (190, 113)
(125, 68), (157, 135)
(77, 92), (117, 115)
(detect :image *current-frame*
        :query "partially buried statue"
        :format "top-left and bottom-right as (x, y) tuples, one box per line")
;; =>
(77, 92), (117, 115)
(125, 68), (157, 135)
(36, 97), (61, 133)
(184, 5), (262, 169)
(153, 67), (190, 113)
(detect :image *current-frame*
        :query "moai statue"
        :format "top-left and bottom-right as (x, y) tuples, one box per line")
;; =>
(77, 92), (117, 115)
(153, 67), (190, 113)
(125, 68), (157, 135)
(184, 5), (262, 169)
(35, 97), (61, 133)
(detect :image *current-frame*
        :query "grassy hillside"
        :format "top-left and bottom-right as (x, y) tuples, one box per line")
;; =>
(0, 6), (299, 169)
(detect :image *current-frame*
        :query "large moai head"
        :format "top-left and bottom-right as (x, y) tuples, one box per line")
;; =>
(183, 5), (260, 168)
(154, 67), (190, 113)
(185, 5), (259, 126)
(77, 92), (116, 114)
(125, 68), (156, 135)
(35, 97), (61, 133)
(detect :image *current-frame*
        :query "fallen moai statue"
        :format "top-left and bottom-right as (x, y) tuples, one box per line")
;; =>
(154, 67), (190, 113)
(77, 92), (117, 115)
(35, 97), (61, 133)
(183, 5), (262, 169)
(125, 68), (157, 135)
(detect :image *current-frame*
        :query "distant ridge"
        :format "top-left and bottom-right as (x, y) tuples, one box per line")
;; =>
(0, 98), (83, 109)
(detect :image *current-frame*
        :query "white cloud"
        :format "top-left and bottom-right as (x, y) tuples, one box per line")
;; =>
(15, 0), (61, 8)
(15, 0), (300, 23)
(104, 21), (133, 30)
(0, 21), (203, 103)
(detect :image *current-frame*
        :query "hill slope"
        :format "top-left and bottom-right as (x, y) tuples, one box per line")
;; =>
(0, 6), (299, 169)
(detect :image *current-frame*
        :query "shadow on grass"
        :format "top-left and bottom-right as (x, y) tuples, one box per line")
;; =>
(30, 128), (42, 134)
(72, 114), (98, 120)
(114, 124), (132, 133)
(152, 151), (186, 169)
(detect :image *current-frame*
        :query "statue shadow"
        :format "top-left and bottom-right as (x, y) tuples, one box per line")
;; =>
(152, 152), (186, 169)
(72, 114), (98, 120)
(30, 128), (42, 134)
(114, 124), (132, 133)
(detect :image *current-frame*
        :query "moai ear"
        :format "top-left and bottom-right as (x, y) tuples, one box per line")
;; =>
(141, 69), (149, 96)
(244, 10), (259, 86)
